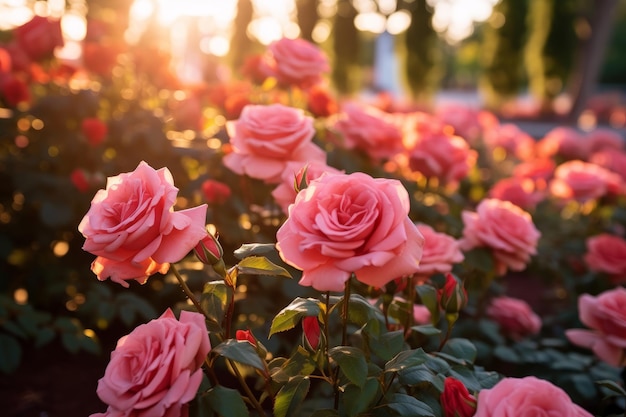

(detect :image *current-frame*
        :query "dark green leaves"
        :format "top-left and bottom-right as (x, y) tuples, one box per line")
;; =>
(236, 256), (292, 278)
(270, 298), (321, 337)
(330, 346), (368, 387)
(212, 339), (266, 372)
(274, 375), (311, 417)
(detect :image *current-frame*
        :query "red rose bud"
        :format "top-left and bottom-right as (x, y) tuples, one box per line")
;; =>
(201, 179), (231, 204)
(302, 316), (321, 350)
(441, 377), (477, 417)
(438, 273), (468, 314)
(81, 117), (108, 146)
(236, 329), (257, 347)
(70, 168), (90, 192)
(193, 232), (224, 266)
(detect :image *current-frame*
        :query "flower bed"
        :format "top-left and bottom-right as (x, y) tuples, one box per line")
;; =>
(1, 15), (625, 417)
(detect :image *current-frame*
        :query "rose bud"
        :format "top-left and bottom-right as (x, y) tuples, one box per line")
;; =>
(302, 316), (321, 350)
(438, 273), (468, 315)
(440, 377), (476, 417)
(194, 232), (224, 266)
(71, 168), (90, 192)
(236, 329), (257, 347)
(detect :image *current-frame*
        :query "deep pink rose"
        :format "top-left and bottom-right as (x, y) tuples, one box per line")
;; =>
(223, 104), (326, 183)
(483, 123), (535, 160)
(486, 296), (541, 340)
(536, 127), (587, 160)
(266, 37), (329, 88)
(408, 130), (477, 186)
(13, 15), (64, 61)
(276, 172), (425, 291)
(414, 223), (464, 278)
(488, 177), (545, 210)
(590, 150), (626, 182)
(78, 161), (208, 287)
(92, 309), (210, 417)
(271, 161), (343, 214)
(586, 128), (624, 154)
(460, 199), (540, 276)
(584, 233), (626, 284)
(475, 376), (592, 416)
(566, 287), (626, 367)
(331, 102), (404, 161)
(549, 160), (623, 203)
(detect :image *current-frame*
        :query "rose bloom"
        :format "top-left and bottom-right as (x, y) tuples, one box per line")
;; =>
(549, 160), (623, 203)
(584, 233), (626, 284)
(590, 149), (626, 182)
(475, 376), (592, 417)
(78, 161), (208, 287)
(276, 172), (424, 292)
(414, 223), (464, 278)
(223, 103), (326, 183)
(271, 161), (343, 215)
(13, 15), (64, 60)
(488, 177), (545, 210)
(265, 37), (329, 89)
(483, 123), (535, 160)
(91, 309), (211, 417)
(331, 101), (404, 161)
(536, 127), (588, 160)
(486, 296), (541, 340)
(441, 377), (476, 417)
(586, 128), (624, 154)
(460, 199), (541, 276)
(566, 287), (626, 367)
(435, 103), (483, 143)
(307, 84), (338, 118)
(513, 159), (555, 183)
(408, 130), (477, 186)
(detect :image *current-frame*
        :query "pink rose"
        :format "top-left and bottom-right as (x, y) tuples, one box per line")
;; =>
(276, 172), (425, 291)
(483, 123), (535, 160)
(78, 161), (208, 287)
(331, 102), (404, 161)
(584, 234), (626, 284)
(435, 103), (483, 143)
(266, 37), (329, 89)
(566, 287), (626, 367)
(536, 127), (587, 160)
(486, 296), (541, 340)
(92, 309), (211, 417)
(586, 128), (624, 154)
(460, 199), (540, 276)
(475, 376), (592, 416)
(223, 104), (326, 183)
(590, 150), (626, 182)
(271, 161), (343, 214)
(414, 223), (464, 278)
(488, 177), (545, 210)
(408, 130), (477, 186)
(513, 159), (555, 183)
(549, 160), (623, 203)
(13, 15), (64, 61)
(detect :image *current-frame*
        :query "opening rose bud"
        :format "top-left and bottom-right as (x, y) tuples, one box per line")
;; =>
(194, 232), (223, 266)
(440, 377), (476, 417)
(236, 329), (257, 346)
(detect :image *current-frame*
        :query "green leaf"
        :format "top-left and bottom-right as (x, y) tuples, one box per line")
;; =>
(270, 298), (320, 337)
(493, 345), (520, 363)
(385, 349), (428, 373)
(386, 393), (435, 417)
(410, 325), (441, 336)
(415, 285), (440, 324)
(463, 247), (494, 273)
(2, 321), (27, 339)
(0, 333), (21, 374)
(272, 347), (316, 383)
(201, 280), (230, 329)
(398, 364), (438, 388)
(212, 339), (266, 372)
(449, 366), (481, 392)
(274, 375), (310, 417)
(206, 385), (249, 417)
(596, 379), (626, 396)
(367, 329), (405, 362)
(233, 243), (277, 260)
(61, 332), (81, 354)
(343, 377), (380, 417)
(236, 256), (292, 278)
(335, 294), (385, 328)
(34, 327), (55, 348)
(441, 338), (477, 364)
(329, 346), (368, 388)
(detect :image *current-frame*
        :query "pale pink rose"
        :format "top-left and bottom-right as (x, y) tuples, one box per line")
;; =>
(590, 149), (626, 182)
(276, 172), (425, 292)
(549, 160), (623, 203)
(78, 162), (208, 287)
(584, 234), (626, 284)
(408, 130), (477, 186)
(265, 37), (329, 88)
(488, 177), (545, 210)
(483, 123), (535, 160)
(566, 287), (626, 367)
(331, 102), (404, 161)
(414, 223), (464, 278)
(94, 309), (211, 417)
(223, 104), (326, 183)
(271, 161), (343, 214)
(460, 199), (540, 276)
(486, 296), (541, 340)
(435, 103), (482, 143)
(475, 376), (592, 417)
(586, 128), (624, 154)
(536, 127), (588, 160)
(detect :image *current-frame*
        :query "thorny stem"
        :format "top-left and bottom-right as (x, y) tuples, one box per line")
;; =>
(334, 279), (352, 409)
(228, 358), (266, 416)
(170, 264), (209, 319)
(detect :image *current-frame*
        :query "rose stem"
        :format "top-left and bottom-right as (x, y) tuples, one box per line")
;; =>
(170, 263), (209, 319)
